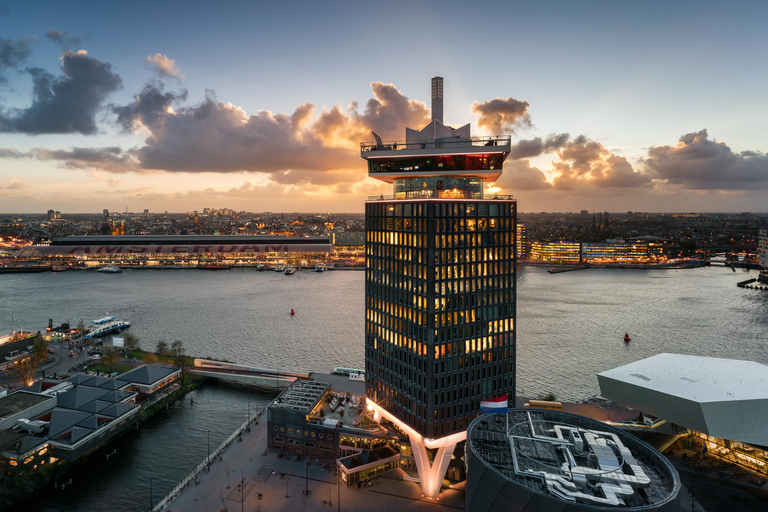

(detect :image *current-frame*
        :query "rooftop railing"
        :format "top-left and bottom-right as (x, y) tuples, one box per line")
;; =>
(367, 194), (515, 201)
(361, 135), (511, 152)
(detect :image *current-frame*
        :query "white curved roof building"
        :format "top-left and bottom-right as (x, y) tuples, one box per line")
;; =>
(598, 353), (768, 447)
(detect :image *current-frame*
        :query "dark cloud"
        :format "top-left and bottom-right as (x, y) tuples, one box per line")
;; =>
(0, 50), (121, 135)
(45, 28), (81, 49)
(470, 96), (531, 134)
(33, 146), (138, 173)
(113, 83), (187, 132)
(0, 147), (30, 158)
(0, 37), (32, 83)
(643, 129), (768, 189)
(133, 97), (359, 174)
(106, 81), (427, 183)
(509, 133), (571, 159)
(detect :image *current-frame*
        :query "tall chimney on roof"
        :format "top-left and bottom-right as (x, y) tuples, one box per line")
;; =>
(431, 76), (443, 124)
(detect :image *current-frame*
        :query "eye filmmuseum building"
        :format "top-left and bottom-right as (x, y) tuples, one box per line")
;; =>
(361, 77), (516, 496)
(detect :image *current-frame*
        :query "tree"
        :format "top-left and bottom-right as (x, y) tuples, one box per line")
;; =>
(76, 319), (87, 343)
(156, 339), (169, 357)
(143, 352), (158, 364)
(123, 332), (140, 353)
(171, 340), (193, 386)
(14, 356), (37, 387)
(32, 337), (49, 364)
(538, 392), (557, 402)
(101, 347), (119, 372)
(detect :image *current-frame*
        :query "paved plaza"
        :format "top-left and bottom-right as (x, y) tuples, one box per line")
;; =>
(163, 406), (465, 512)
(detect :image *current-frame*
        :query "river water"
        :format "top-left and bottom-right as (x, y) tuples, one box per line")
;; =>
(1, 265), (766, 510)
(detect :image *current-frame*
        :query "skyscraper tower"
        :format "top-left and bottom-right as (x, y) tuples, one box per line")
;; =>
(361, 79), (516, 496)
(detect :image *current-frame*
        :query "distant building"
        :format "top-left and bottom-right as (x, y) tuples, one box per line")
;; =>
(516, 221), (526, 259)
(331, 232), (365, 247)
(582, 239), (627, 262)
(759, 229), (767, 269)
(627, 236), (664, 258)
(15, 235), (333, 264)
(529, 241), (581, 263)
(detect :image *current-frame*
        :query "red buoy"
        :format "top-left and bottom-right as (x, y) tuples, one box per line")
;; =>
(624, 333), (630, 342)
(290, 309), (295, 315)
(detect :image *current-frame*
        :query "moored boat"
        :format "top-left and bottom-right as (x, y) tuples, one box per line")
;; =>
(284, 266), (297, 275)
(98, 265), (122, 273)
(275, 263), (285, 272)
(200, 263), (230, 270)
(85, 319), (130, 338)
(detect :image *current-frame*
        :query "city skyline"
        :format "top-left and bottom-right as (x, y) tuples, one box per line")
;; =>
(2, 0), (768, 213)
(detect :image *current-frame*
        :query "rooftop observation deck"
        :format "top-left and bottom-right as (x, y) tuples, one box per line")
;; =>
(360, 135), (511, 158)
(367, 193), (515, 201)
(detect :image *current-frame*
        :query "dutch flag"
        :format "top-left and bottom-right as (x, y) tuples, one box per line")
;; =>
(480, 395), (509, 413)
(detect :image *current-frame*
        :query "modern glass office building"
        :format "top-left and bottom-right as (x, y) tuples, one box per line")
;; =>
(361, 77), (516, 496)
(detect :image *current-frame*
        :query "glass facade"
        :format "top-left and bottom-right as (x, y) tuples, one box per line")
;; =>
(393, 177), (484, 199)
(365, 199), (516, 439)
(367, 154), (504, 175)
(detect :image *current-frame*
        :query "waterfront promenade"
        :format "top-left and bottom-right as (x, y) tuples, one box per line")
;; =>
(163, 409), (465, 512)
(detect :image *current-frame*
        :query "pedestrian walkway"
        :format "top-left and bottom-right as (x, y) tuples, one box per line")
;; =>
(163, 405), (465, 512)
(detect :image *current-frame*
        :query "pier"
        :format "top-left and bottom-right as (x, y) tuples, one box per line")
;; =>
(191, 359), (309, 388)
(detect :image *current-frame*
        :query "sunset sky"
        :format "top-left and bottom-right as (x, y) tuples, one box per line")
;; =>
(1, 0), (767, 214)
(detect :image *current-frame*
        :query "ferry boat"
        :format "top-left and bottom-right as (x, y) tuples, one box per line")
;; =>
(284, 266), (297, 275)
(256, 263), (266, 271)
(274, 263), (285, 272)
(85, 319), (130, 338)
(52, 264), (71, 272)
(91, 316), (117, 325)
(200, 263), (230, 270)
(332, 367), (365, 377)
(314, 262), (326, 272)
(98, 265), (122, 273)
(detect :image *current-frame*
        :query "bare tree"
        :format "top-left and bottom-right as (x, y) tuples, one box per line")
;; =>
(218, 489), (229, 512)
(156, 339), (169, 357)
(123, 332), (140, 353)
(225, 463), (232, 489)
(14, 356), (37, 387)
(76, 319), (87, 341)
(170, 340), (193, 385)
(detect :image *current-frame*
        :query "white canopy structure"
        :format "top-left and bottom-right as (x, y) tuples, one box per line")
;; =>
(598, 353), (768, 446)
